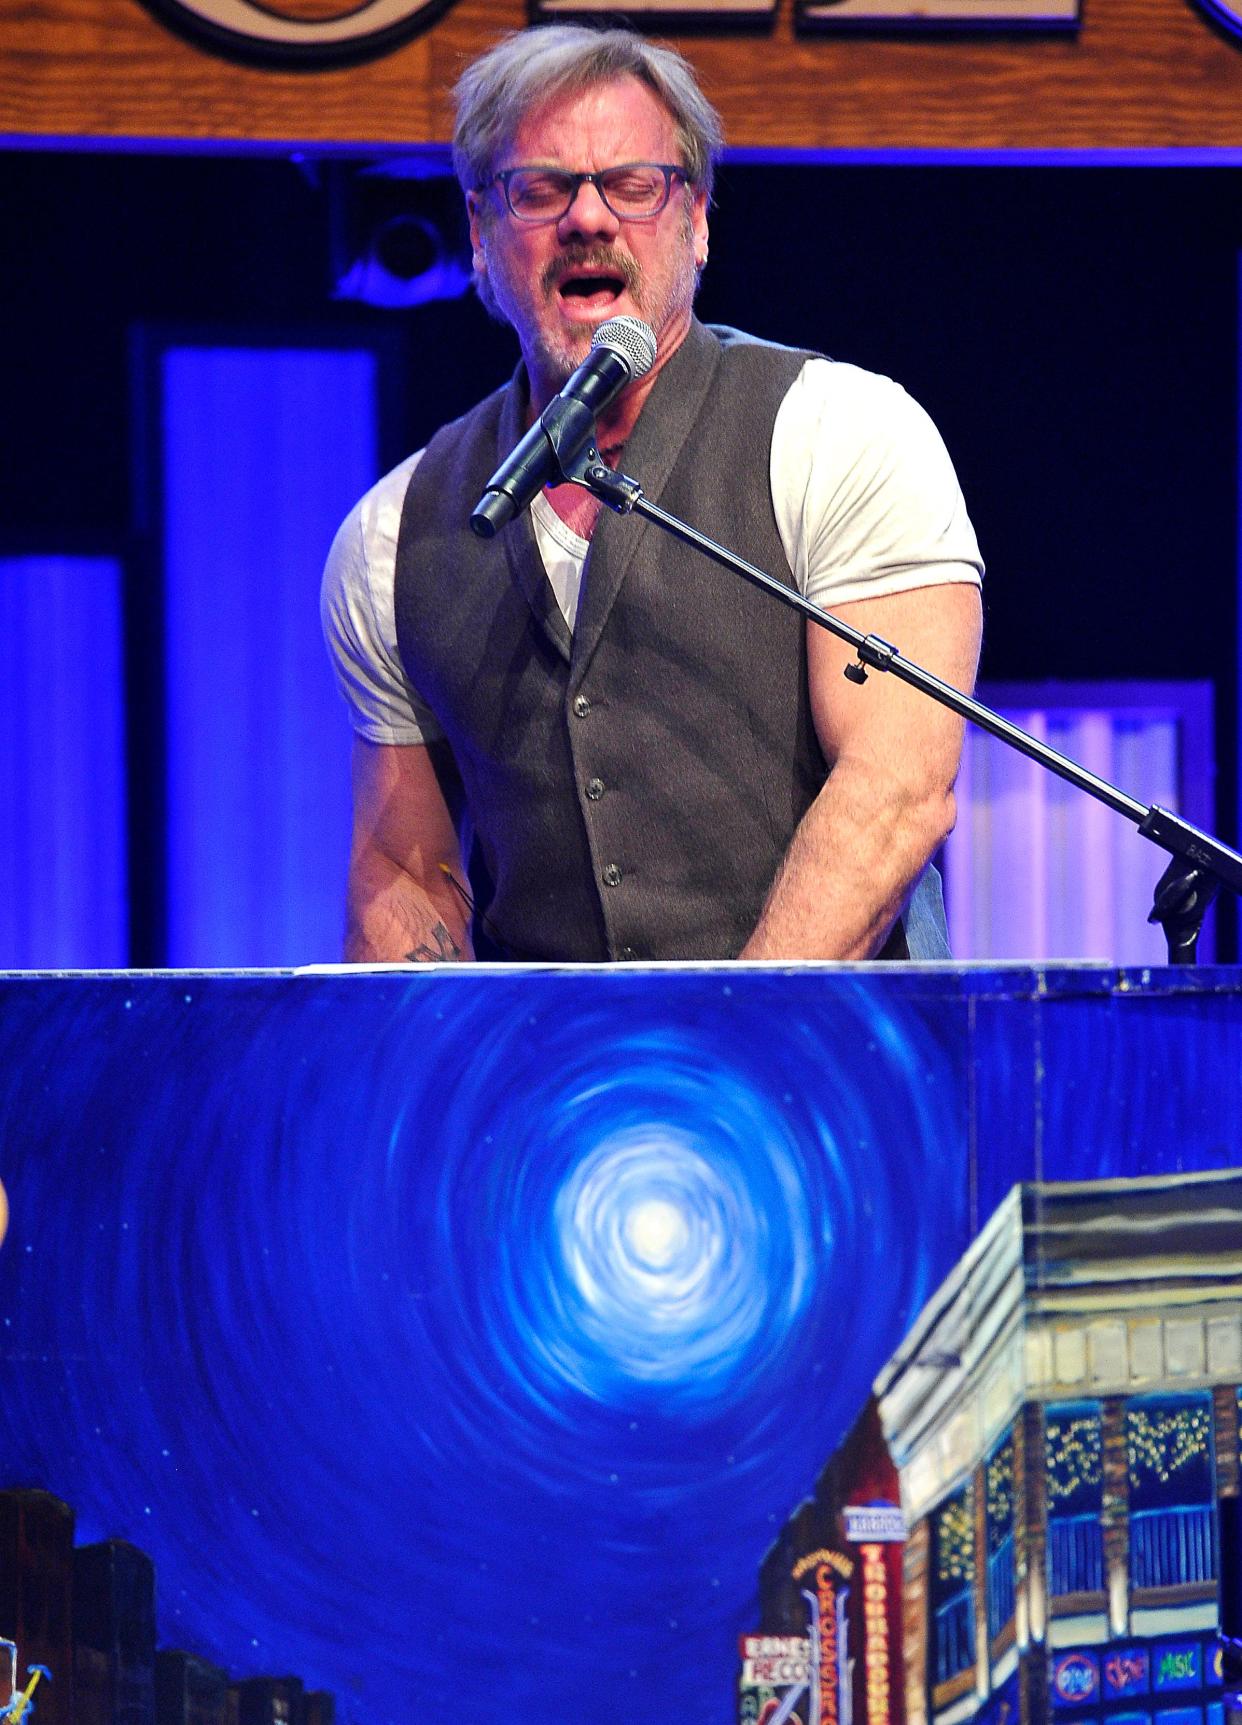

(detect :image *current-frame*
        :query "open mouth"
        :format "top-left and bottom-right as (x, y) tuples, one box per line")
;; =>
(545, 249), (639, 314)
(557, 272), (627, 305)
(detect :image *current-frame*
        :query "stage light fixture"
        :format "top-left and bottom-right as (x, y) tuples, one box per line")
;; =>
(319, 156), (473, 309)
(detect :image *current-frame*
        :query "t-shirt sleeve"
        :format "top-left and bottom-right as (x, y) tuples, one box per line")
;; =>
(771, 358), (984, 611)
(319, 450), (445, 747)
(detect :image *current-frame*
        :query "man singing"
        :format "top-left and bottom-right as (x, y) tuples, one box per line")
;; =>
(322, 24), (983, 964)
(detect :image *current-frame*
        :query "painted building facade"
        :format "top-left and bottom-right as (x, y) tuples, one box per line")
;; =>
(755, 1172), (1242, 1725)
(873, 1171), (1241, 1725)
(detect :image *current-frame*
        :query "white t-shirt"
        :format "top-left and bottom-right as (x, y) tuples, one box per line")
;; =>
(321, 358), (983, 746)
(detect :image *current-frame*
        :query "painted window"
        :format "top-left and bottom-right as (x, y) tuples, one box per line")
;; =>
(933, 1480), (976, 1685)
(1126, 1396), (1215, 1590)
(985, 1431), (1016, 1639)
(1045, 1402), (1105, 1596)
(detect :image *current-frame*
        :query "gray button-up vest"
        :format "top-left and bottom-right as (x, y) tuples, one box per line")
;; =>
(394, 318), (948, 962)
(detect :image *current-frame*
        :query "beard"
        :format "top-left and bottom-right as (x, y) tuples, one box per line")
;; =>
(475, 207), (701, 391)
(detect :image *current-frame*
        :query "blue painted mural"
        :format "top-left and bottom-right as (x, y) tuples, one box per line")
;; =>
(0, 966), (1237, 1725)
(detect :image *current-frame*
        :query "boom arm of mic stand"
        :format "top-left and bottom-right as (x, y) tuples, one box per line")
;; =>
(571, 454), (1242, 965)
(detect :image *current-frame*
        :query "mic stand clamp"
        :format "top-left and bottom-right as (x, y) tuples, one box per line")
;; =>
(580, 459), (642, 514)
(1147, 855), (1221, 965)
(561, 446), (1242, 966)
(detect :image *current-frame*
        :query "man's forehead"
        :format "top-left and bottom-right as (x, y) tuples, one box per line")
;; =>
(502, 75), (680, 163)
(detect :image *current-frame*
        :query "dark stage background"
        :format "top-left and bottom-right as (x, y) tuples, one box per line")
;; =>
(2, 154), (1239, 955)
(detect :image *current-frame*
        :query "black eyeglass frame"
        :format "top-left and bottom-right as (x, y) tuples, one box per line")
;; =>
(483, 162), (691, 224)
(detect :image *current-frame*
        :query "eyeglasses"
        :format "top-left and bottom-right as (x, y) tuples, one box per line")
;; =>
(486, 162), (689, 224)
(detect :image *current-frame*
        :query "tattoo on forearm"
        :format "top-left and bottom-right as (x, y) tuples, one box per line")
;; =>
(405, 922), (462, 963)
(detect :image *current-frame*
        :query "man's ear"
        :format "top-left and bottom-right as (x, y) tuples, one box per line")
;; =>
(690, 186), (709, 266)
(466, 190), (487, 270)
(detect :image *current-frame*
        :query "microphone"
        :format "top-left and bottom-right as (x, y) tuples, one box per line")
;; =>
(470, 315), (656, 539)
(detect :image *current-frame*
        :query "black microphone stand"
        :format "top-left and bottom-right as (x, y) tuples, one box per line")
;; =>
(558, 446), (1242, 966)
(1222, 1493), (1242, 1722)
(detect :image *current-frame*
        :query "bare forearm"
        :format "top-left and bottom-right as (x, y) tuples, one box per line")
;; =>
(740, 759), (955, 961)
(746, 582), (978, 960)
(344, 854), (474, 964)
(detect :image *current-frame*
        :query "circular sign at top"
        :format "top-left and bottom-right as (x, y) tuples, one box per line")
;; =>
(144, 0), (457, 65)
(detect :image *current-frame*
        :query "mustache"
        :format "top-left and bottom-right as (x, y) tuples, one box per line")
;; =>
(542, 246), (642, 296)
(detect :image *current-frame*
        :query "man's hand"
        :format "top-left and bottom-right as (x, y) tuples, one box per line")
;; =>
(740, 582), (982, 961)
(345, 738), (475, 963)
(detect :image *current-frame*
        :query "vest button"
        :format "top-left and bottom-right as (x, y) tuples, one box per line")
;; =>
(572, 694), (591, 717)
(617, 946), (638, 961)
(586, 777), (605, 801)
(602, 863), (622, 887)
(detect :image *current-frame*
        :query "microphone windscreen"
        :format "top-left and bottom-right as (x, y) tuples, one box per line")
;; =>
(590, 316), (657, 381)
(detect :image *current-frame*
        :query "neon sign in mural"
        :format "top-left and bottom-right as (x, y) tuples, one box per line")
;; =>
(860, 1544), (891, 1725)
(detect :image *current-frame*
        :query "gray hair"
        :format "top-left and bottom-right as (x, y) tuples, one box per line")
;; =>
(452, 25), (725, 202)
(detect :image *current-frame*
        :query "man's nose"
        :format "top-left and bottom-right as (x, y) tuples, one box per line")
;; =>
(558, 179), (620, 240)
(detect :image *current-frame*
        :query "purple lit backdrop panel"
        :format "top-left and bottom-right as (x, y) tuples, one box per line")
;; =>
(162, 346), (375, 966)
(0, 556), (127, 967)
(943, 682), (1214, 963)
